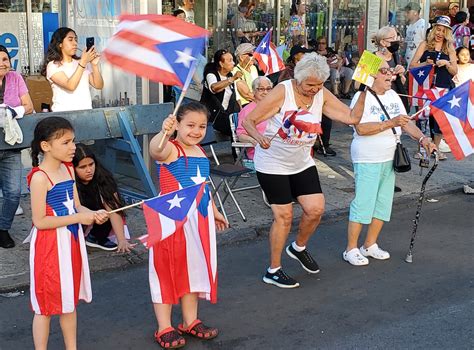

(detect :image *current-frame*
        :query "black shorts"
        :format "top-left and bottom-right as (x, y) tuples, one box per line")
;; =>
(256, 166), (323, 205)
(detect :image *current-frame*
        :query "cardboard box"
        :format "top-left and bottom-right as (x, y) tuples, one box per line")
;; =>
(25, 75), (52, 112)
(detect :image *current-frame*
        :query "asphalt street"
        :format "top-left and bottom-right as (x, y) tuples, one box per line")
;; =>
(1, 192), (472, 350)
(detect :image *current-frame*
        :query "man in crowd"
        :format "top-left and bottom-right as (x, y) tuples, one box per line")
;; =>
(178, 0), (195, 23)
(448, 2), (459, 25)
(404, 2), (425, 67)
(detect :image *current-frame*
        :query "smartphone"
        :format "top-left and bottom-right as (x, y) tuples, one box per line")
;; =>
(86, 37), (94, 51)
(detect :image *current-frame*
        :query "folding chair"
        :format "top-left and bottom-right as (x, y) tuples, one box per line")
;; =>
(228, 113), (271, 208)
(201, 123), (255, 222)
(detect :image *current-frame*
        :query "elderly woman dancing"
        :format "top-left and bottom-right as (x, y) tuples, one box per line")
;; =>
(243, 53), (365, 288)
(343, 60), (436, 266)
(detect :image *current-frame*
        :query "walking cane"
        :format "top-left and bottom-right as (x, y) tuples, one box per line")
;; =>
(405, 151), (440, 263)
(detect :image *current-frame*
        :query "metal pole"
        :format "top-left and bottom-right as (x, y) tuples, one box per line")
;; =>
(26, 0), (35, 75)
(276, 0), (281, 45)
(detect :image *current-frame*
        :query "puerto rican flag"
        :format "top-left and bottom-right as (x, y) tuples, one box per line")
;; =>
(431, 80), (474, 160)
(278, 109), (322, 140)
(139, 183), (206, 248)
(418, 87), (447, 119)
(408, 65), (434, 107)
(103, 14), (208, 86)
(254, 28), (285, 75)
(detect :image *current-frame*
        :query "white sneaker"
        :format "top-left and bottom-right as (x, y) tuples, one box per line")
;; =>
(15, 205), (24, 216)
(438, 139), (451, 153)
(360, 243), (390, 260)
(464, 185), (474, 194)
(343, 248), (369, 266)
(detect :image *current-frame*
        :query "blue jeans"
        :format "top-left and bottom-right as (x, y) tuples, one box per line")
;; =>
(0, 150), (21, 231)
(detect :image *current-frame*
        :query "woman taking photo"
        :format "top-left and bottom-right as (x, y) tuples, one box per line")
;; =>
(410, 16), (458, 160)
(342, 61), (436, 266)
(41, 27), (103, 112)
(200, 49), (242, 136)
(373, 26), (409, 111)
(0, 45), (33, 248)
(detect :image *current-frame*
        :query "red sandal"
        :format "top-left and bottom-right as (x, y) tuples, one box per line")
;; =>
(154, 327), (186, 349)
(177, 319), (218, 340)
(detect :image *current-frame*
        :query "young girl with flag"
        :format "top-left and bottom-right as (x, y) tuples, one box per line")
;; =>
(27, 117), (109, 349)
(148, 102), (228, 349)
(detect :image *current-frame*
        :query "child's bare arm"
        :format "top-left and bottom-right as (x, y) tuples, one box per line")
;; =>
(149, 114), (177, 162)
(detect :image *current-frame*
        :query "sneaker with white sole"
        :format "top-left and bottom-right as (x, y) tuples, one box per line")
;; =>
(438, 139), (451, 153)
(286, 244), (320, 273)
(262, 268), (300, 288)
(343, 248), (369, 266)
(359, 243), (390, 260)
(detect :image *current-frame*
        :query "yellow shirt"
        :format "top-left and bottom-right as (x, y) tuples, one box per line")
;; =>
(232, 64), (259, 106)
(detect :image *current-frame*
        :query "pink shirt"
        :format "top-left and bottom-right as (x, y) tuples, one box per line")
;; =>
(236, 101), (268, 159)
(2, 71), (28, 107)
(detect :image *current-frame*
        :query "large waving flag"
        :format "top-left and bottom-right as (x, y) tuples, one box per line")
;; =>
(103, 14), (208, 87)
(418, 87), (447, 119)
(139, 183), (205, 248)
(430, 80), (474, 160)
(254, 28), (285, 75)
(409, 65), (434, 107)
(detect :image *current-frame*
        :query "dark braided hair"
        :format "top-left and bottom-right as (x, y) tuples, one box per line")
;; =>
(40, 27), (80, 76)
(72, 144), (125, 216)
(30, 117), (75, 167)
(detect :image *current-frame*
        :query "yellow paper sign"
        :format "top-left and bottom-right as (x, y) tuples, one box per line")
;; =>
(352, 50), (383, 87)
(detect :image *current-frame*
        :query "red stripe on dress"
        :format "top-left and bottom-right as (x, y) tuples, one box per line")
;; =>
(198, 212), (217, 303)
(70, 232), (82, 305)
(173, 224), (191, 303)
(34, 227), (62, 315)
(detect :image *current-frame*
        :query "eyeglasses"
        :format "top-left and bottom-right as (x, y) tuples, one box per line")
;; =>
(378, 67), (395, 75)
(256, 87), (272, 92)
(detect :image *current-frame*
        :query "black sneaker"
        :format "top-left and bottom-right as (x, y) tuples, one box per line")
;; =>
(0, 230), (15, 249)
(262, 268), (300, 288)
(85, 234), (117, 251)
(286, 244), (320, 274)
(315, 145), (337, 157)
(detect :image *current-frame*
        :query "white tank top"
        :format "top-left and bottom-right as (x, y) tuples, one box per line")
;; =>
(254, 79), (323, 175)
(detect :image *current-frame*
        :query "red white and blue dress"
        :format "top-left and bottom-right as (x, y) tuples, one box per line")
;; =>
(149, 141), (217, 304)
(27, 164), (92, 315)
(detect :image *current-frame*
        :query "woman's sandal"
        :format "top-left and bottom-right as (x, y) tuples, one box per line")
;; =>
(177, 319), (218, 340)
(154, 327), (186, 349)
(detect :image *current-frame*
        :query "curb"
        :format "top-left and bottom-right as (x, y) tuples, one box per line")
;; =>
(0, 185), (464, 294)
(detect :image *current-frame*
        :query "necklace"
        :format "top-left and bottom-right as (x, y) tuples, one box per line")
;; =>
(295, 84), (313, 109)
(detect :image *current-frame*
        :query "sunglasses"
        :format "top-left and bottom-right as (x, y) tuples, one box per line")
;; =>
(244, 53), (253, 57)
(317, 42), (327, 45)
(378, 67), (395, 75)
(256, 87), (272, 92)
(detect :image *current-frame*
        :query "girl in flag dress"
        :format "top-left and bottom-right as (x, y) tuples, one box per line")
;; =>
(148, 102), (228, 349)
(28, 117), (109, 349)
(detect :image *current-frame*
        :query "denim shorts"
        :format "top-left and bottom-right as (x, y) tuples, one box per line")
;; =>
(349, 161), (395, 224)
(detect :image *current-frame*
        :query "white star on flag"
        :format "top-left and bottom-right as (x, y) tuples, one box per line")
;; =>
(448, 95), (461, 109)
(190, 166), (206, 184)
(167, 194), (185, 210)
(417, 70), (425, 77)
(260, 41), (267, 49)
(62, 191), (75, 215)
(174, 47), (196, 68)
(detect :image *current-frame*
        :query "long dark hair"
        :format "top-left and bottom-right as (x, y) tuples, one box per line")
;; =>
(203, 49), (230, 77)
(40, 27), (80, 76)
(31, 117), (75, 167)
(72, 144), (125, 215)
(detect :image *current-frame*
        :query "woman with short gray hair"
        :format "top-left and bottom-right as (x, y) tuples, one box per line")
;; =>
(243, 52), (365, 289)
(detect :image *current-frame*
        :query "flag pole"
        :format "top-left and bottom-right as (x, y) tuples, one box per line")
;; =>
(398, 93), (431, 101)
(158, 59), (199, 149)
(107, 200), (144, 214)
(411, 105), (430, 119)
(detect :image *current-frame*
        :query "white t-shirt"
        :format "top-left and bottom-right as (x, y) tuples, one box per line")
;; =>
(47, 60), (92, 112)
(206, 73), (232, 110)
(254, 80), (323, 175)
(179, 7), (195, 24)
(453, 64), (474, 87)
(405, 18), (426, 66)
(350, 90), (405, 163)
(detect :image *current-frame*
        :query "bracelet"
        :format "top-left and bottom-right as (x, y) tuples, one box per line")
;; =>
(419, 136), (430, 144)
(78, 63), (85, 69)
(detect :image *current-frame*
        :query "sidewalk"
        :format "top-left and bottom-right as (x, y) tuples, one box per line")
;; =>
(1, 123), (472, 293)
